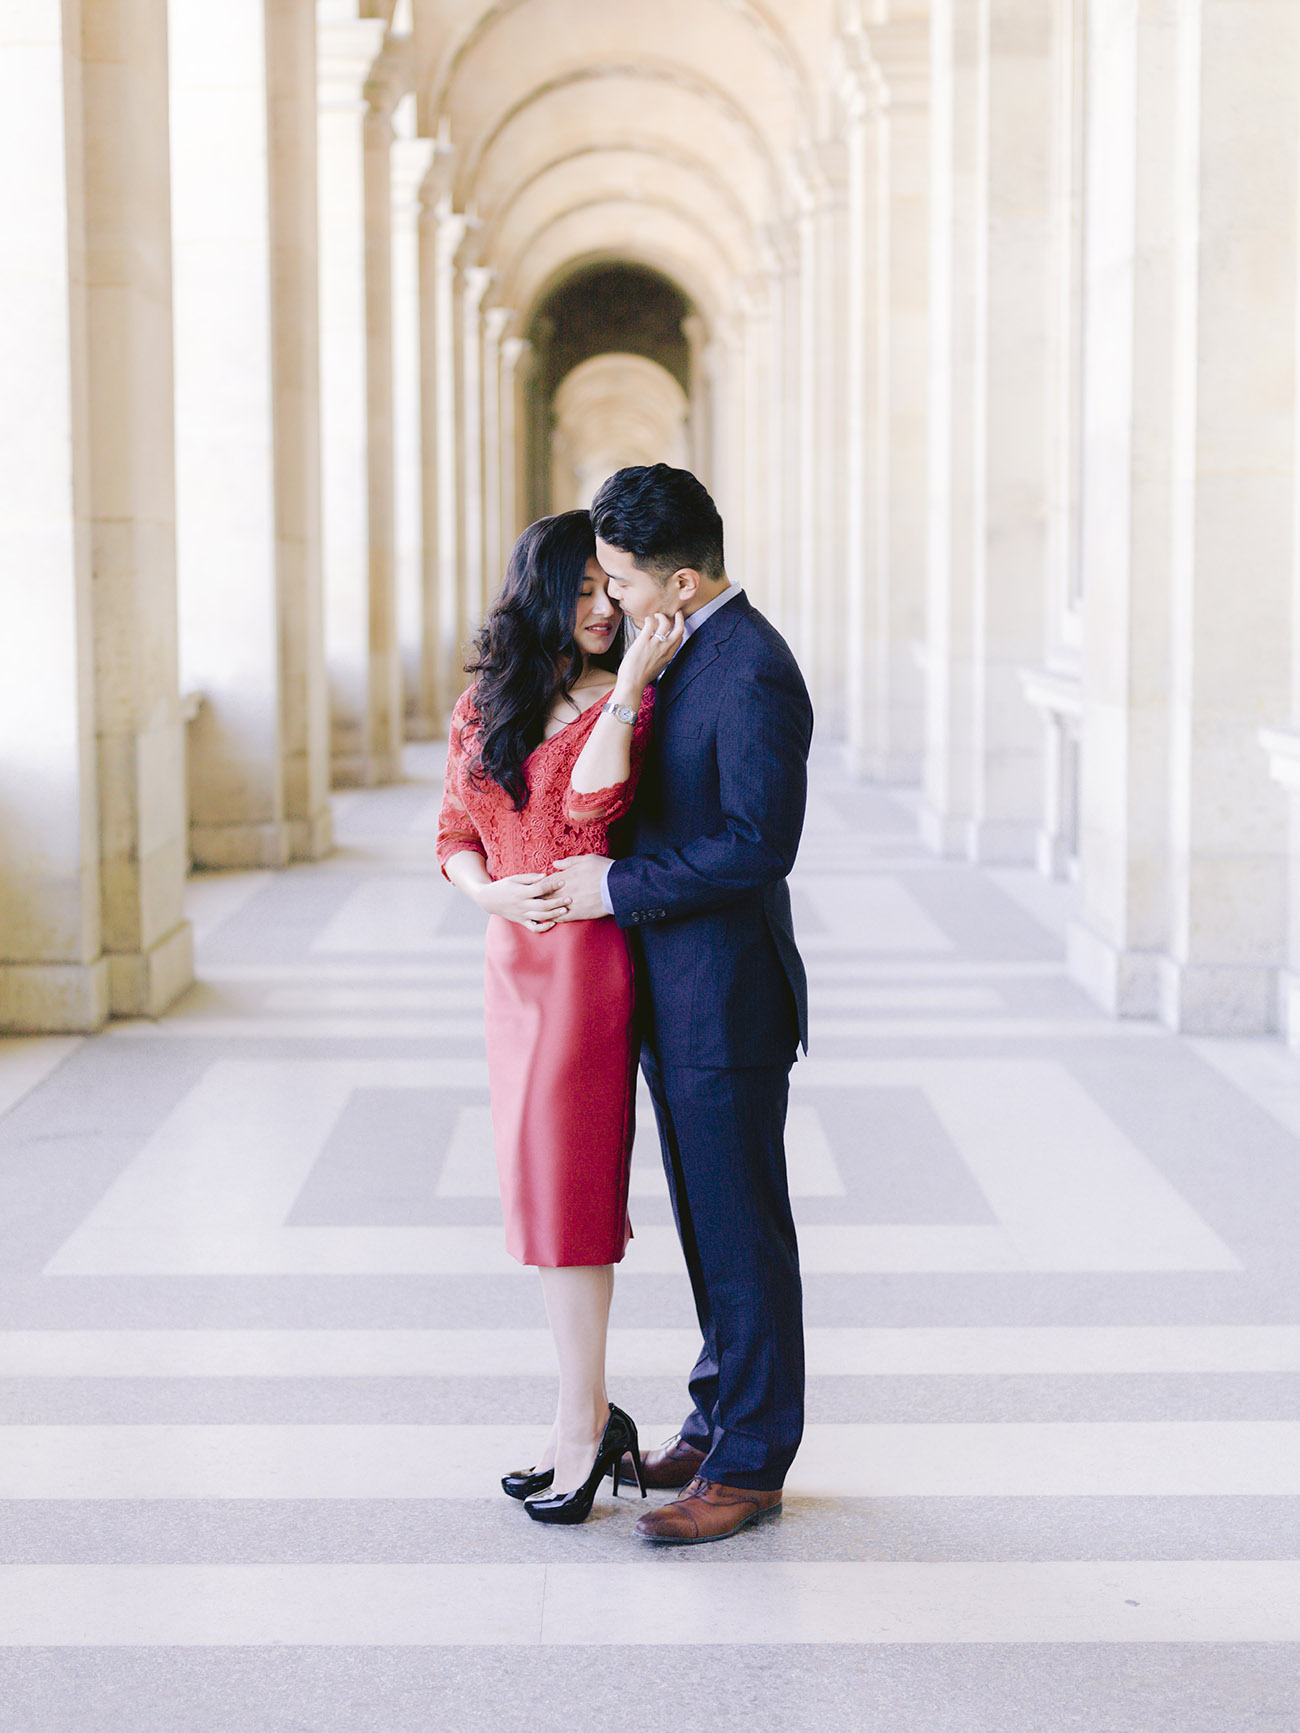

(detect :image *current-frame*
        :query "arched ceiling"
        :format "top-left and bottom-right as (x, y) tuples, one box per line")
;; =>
(411, 0), (839, 333)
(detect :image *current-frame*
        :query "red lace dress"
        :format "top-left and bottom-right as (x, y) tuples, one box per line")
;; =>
(436, 683), (655, 1266)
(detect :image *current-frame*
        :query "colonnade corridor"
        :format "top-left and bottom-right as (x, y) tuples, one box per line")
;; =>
(0, 743), (1293, 1724)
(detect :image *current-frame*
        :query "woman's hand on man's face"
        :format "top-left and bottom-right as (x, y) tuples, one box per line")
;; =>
(475, 872), (571, 932)
(617, 610), (686, 693)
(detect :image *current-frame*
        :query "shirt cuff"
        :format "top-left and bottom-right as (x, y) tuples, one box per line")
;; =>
(600, 861), (615, 916)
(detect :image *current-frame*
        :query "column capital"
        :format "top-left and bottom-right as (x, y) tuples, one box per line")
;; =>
(483, 306), (512, 344)
(463, 264), (494, 313)
(432, 197), (468, 267)
(501, 335), (533, 379)
(391, 135), (436, 215)
(317, 11), (387, 111)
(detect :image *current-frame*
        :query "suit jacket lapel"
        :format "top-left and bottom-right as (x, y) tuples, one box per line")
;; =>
(656, 591), (750, 709)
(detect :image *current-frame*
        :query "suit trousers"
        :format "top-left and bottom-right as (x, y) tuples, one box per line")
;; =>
(640, 1045), (805, 1490)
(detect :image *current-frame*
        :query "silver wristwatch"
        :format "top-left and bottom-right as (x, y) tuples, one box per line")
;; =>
(602, 700), (637, 726)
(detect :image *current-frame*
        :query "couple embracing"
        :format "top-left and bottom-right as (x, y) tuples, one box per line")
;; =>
(436, 464), (812, 1544)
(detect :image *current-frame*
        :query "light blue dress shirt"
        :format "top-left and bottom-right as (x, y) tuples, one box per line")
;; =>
(597, 583), (740, 915)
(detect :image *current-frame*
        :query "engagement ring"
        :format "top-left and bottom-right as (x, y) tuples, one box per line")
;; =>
(652, 632), (669, 642)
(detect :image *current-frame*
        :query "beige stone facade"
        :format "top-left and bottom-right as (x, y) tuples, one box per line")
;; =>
(3, 0), (1300, 1037)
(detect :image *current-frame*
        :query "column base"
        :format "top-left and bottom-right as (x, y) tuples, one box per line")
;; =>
(1067, 922), (1159, 1018)
(0, 959), (110, 1033)
(965, 818), (1037, 867)
(189, 821), (292, 870)
(107, 921), (194, 1018)
(1035, 830), (1077, 881)
(918, 803), (971, 858)
(288, 807), (334, 862)
(1276, 971), (1300, 1049)
(330, 750), (403, 789)
(1156, 957), (1276, 1036)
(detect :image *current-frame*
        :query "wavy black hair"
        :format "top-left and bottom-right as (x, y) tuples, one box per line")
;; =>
(463, 510), (621, 810)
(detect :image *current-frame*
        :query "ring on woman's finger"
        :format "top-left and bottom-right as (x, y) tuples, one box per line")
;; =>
(652, 632), (669, 643)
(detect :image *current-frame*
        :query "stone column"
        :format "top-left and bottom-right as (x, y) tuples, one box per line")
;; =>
(316, 4), (386, 786)
(389, 98), (436, 738)
(870, 24), (931, 783)
(428, 198), (467, 717)
(481, 306), (510, 604)
(1155, 0), (1300, 1032)
(839, 40), (875, 775)
(681, 314), (712, 486)
(965, 0), (1056, 863)
(739, 284), (771, 607)
(170, 0), (292, 866)
(85, 0), (193, 1015)
(267, 0), (332, 858)
(499, 334), (531, 564)
(362, 83), (402, 782)
(0, 0), (191, 1030)
(796, 153), (849, 719)
(921, 0), (981, 854)
(460, 264), (491, 635)
(1067, 0), (1181, 1015)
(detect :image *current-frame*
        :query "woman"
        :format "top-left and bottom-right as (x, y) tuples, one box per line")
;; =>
(436, 510), (685, 1524)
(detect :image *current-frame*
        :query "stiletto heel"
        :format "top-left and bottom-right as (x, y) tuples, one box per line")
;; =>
(525, 1403), (641, 1526)
(627, 1431), (648, 1499)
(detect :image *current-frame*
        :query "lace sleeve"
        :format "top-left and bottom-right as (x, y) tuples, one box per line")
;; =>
(564, 686), (656, 826)
(436, 692), (488, 881)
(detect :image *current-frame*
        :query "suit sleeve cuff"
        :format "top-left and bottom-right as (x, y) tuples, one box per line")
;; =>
(600, 861), (615, 916)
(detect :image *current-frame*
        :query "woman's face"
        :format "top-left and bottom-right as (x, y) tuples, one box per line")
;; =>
(572, 557), (620, 659)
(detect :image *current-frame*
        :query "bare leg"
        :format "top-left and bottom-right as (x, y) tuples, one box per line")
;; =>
(536, 1263), (614, 1495)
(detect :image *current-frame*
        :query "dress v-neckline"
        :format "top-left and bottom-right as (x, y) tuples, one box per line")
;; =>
(533, 687), (615, 753)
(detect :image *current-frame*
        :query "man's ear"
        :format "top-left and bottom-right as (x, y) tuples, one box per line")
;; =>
(674, 567), (702, 604)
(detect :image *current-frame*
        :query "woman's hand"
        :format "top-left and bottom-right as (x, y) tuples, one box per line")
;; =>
(474, 872), (571, 933)
(613, 611), (687, 699)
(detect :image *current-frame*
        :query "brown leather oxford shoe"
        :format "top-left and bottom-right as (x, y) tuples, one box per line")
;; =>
(616, 1432), (707, 1490)
(634, 1477), (783, 1545)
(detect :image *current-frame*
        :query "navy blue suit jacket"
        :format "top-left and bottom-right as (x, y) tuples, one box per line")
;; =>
(606, 590), (812, 1068)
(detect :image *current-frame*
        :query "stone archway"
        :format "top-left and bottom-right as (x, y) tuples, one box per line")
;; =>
(550, 353), (690, 511)
(523, 261), (696, 518)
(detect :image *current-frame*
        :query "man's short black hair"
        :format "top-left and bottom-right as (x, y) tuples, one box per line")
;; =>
(590, 463), (726, 584)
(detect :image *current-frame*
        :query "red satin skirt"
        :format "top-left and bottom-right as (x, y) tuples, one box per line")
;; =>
(484, 914), (637, 1266)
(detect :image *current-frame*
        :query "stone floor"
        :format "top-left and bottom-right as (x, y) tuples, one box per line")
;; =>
(0, 743), (1298, 1730)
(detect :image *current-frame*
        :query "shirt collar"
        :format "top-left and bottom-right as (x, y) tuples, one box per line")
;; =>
(680, 582), (738, 640)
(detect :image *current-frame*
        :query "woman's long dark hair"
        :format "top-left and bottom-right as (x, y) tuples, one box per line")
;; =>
(464, 510), (622, 810)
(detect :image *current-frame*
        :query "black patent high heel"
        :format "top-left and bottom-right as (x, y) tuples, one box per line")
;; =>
(525, 1404), (646, 1525)
(501, 1465), (555, 1501)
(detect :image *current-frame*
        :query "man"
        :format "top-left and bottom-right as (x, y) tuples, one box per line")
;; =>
(554, 463), (812, 1544)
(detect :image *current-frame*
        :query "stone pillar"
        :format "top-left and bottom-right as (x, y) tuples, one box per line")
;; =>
(0, 2), (99, 1029)
(870, 25), (931, 783)
(389, 98), (435, 739)
(363, 84), (402, 782)
(739, 285), (770, 607)
(170, 0), (292, 866)
(85, 0), (193, 1015)
(499, 334), (531, 566)
(267, 0), (332, 859)
(426, 198), (467, 722)
(461, 264), (491, 634)
(316, 4), (386, 786)
(839, 42), (875, 776)
(965, 0), (1056, 863)
(1155, 0), (1300, 1032)
(481, 306), (510, 604)
(921, 0), (981, 854)
(796, 154), (849, 720)
(0, 0), (193, 1030)
(1067, 0), (1180, 1015)
(681, 314), (712, 487)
